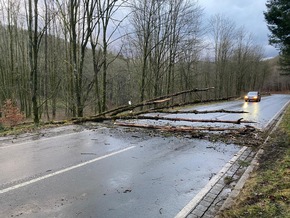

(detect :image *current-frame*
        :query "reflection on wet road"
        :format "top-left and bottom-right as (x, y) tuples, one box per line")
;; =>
(143, 94), (290, 130)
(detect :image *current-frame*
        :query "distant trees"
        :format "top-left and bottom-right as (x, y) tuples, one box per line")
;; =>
(207, 14), (267, 97)
(127, 0), (204, 102)
(0, 0), (127, 124)
(0, 0), (280, 125)
(264, 0), (290, 74)
(208, 14), (236, 98)
(0, 1), (27, 112)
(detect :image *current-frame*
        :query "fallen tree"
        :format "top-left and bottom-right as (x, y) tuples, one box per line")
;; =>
(134, 109), (248, 115)
(115, 122), (256, 133)
(115, 116), (253, 124)
(70, 86), (252, 133)
(93, 87), (215, 117)
(72, 113), (253, 124)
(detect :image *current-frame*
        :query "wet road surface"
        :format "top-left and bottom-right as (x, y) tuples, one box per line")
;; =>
(135, 94), (290, 129)
(0, 94), (289, 217)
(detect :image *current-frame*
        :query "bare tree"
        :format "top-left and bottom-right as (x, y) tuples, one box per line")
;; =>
(128, 0), (204, 103)
(90, 0), (125, 113)
(231, 28), (254, 95)
(55, 0), (93, 117)
(230, 28), (265, 94)
(27, 0), (41, 124)
(55, 0), (125, 116)
(208, 14), (236, 98)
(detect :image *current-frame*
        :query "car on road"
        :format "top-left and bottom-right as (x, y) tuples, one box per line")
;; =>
(244, 91), (261, 102)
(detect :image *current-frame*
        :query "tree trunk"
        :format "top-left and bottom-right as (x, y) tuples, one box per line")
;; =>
(28, 0), (40, 125)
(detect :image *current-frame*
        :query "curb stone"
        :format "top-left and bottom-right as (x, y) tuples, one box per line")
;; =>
(183, 146), (256, 218)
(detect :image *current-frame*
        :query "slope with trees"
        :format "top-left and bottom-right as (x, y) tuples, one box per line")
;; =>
(0, 0), (283, 126)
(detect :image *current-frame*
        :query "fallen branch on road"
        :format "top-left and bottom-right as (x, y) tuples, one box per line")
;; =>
(94, 87), (215, 117)
(136, 109), (248, 115)
(115, 122), (256, 133)
(72, 115), (254, 125)
(116, 116), (254, 124)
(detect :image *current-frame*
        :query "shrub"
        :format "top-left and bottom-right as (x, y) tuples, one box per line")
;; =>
(0, 99), (25, 127)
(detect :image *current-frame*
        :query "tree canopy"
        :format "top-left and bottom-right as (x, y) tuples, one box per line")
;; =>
(264, 0), (290, 73)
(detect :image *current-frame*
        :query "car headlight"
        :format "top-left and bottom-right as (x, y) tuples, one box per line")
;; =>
(253, 96), (257, 99)
(244, 96), (248, 99)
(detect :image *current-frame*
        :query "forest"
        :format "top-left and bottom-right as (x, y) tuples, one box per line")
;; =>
(0, 0), (288, 125)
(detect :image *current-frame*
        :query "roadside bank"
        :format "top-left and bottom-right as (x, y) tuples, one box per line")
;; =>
(217, 105), (290, 217)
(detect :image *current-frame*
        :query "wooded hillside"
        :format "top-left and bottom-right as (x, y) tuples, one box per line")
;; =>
(0, 0), (288, 125)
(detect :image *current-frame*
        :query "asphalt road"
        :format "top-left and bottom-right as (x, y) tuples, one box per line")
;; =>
(0, 94), (289, 218)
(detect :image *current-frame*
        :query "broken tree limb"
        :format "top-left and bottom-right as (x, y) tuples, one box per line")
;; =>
(116, 116), (254, 124)
(115, 122), (256, 133)
(109, 87), (215, 116)
(72, 116), (109, 124)
(145, 87), (215, 103)
(129, 96), (239, 116)
(72, 114), (255, 125)
(134, 109), (248, 115)
(148, 98), (172, 104)
(93, 87), (215, 117)
(92, 98), (172, 118)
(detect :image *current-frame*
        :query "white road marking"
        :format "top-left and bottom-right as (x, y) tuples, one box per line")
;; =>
(175, 146), (248, 218)
(0, 146), (135, 194)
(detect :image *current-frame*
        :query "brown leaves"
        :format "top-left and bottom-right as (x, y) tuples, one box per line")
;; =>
(0, 99), (25, 127)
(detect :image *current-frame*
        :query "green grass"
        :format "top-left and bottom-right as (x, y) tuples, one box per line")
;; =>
(219, 106), (290, 218)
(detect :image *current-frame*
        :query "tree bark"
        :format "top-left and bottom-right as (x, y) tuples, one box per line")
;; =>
(28, 0), (40, 125)
(98, 87), (215, 117)
(118, 116), (252, 124)
(114, 122), (256, 133)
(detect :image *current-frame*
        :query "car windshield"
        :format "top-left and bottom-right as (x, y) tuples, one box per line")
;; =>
(248, 92), (257, 96)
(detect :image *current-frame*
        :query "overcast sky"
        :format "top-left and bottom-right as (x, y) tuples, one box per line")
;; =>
(198, 0), (279, 58)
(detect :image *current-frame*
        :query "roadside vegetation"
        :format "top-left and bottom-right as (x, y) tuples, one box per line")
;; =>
(219, 105), (290, 218)
(0, 99), (71, 137)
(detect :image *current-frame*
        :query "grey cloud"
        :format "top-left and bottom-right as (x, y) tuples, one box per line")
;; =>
(199, 0), (279, 58)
